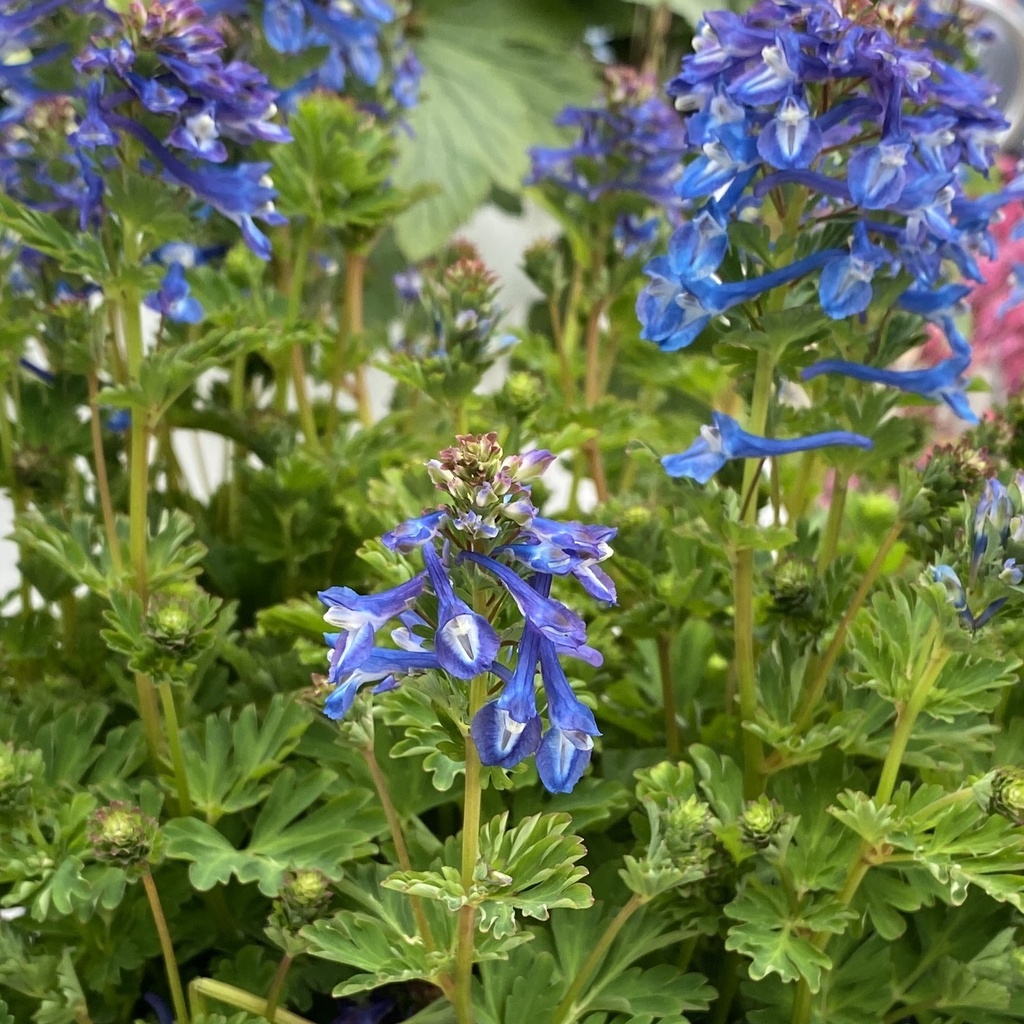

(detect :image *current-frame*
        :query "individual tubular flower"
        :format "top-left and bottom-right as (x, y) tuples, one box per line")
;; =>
(661, 410), (872, 484)
(535, 639), (600, 793)
(422, 544), (500, 679)
(460, 554), (602, 667)
(471, 623), (544, 770)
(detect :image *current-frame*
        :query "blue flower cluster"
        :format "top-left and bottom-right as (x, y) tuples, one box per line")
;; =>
(70, 0), (290, 260)
(527, 64), (689, 234)
(933, 475), (1024, 629)
(316, 434), (615, 793)
(638, 0), (1022, 426)
(200, 0), (423, 115)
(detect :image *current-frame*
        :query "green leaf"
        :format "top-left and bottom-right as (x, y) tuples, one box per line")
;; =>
(392, 0), (594, 258)
(0, 194), (109, 280)
(384, 812), (591, 940)
(163, 768), (382, 895)
(180, 697), (314, 822)
(725, 878), (857, 992)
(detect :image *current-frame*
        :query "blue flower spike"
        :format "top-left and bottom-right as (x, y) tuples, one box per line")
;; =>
(314, 435), (613, 793)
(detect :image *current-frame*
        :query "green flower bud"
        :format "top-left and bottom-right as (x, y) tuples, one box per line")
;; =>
(740, 795), (787, 848)
(503, 372), (543, 415)
(991, 767), (1024, 826)
(88, 802), (158, 868)
(522, 238), (562, 295)
(620, 505), (654, 530)
(271, 869), (333, 932)
(767, 558), (819, 618)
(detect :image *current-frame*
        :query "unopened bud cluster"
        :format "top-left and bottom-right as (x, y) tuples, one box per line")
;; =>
(740, 796), (787, 849)
(270, 869), (333, 933)
(424, 432), (553, 543)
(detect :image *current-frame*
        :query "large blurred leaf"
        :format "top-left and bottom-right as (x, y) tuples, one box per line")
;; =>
(393, 0), (597, 258)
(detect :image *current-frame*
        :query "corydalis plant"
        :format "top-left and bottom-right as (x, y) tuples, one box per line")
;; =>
(316, 433), (615, 793)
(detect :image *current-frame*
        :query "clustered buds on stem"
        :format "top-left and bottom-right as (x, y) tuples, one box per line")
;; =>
(990, 767), (1024, 826)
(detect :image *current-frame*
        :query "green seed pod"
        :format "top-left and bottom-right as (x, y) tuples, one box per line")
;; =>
(740, 795), (787, 849)
(990, 767), (1024, 826)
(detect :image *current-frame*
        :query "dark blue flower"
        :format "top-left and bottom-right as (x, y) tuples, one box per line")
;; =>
(818, 222), (890, 319)
(322, 643), (440, 719)
(662, 410), (873, 484)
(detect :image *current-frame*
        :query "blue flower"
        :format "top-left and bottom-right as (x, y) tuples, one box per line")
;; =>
(106, 115), (286, 259)
(322, 642), (440, 719)
(144, 263), (204, 324)
(503, 516), (617, 604)
(422, 545), (500, 680)
(818, 222), (890, 319)
(381, 509), (447, 552)
(461, 555), (602, 667)
(319, 573), (427, 632)
(471, 624), (544, 770)
(848, 140), (912, 209)
(756, 92), (822, 169)
(801, 316), (977, 423)
(662, 410), (872, 484)
(535, 639), (600, 793)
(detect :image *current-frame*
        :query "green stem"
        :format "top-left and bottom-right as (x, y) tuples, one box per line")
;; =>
(784, 518), (904, 745)
(875, 627), (949, 806)
(549, 293), (575, 401)
(116, 251), (164, 764)
(287, 222), (319, 452)
(362, 743), (439, 958)
(734, 349), (773, 799)
(816, 469), (849, 573)
(790, 627), (948, 1024)
(158, 680), (193, 817)
(227, 354), (245, 538)
(582, 300), (609, 503)
(560, 263), (584, 361)
(453, 673), (487, 1024)
(142, 869), (190, 1024)
(657, 633), (680, 759)
(551, 894), (645, 1024)
(329, 250), (369, 435)
(263, 954), (293, 1024)
(189, 978), (313, 1024)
